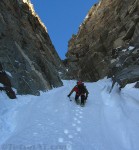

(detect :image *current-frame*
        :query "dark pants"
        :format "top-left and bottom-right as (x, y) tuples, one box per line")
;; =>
(75, 94), (85, 104)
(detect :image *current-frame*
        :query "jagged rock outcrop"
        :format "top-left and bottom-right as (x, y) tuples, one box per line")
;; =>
(0, 0), (63, 95)
(65, 0), (139, 82)
(0, 64), (16, 99)
(108, 46), (139, 92)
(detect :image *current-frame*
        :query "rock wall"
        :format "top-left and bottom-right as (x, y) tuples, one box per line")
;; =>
(0, 64), (16, 99)
(0, 0), (63, 95)
(66, 0), (139, 82)
(108, 46), (139, 92)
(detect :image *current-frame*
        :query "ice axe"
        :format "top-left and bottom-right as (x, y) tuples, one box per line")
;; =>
(67, 95), (72, 101)
(69, 97), (72, 101)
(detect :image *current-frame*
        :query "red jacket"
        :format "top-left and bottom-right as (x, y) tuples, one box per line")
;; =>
(69, 85), (88, 96)
(73, 86), (78, 92)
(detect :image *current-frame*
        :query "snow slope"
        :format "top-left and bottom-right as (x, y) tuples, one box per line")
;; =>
(0, 79), (139, 150)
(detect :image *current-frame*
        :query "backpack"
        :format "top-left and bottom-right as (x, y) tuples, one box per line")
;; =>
(78, 83), (87, 95)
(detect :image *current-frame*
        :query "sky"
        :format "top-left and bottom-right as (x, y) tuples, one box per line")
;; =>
(31, 0), (99, 59)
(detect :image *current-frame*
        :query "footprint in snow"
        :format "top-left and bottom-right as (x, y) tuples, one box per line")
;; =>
(33, 132), (38, 136)
(77, 120), (81, 124)
(68, 135), (73, 139)
(58, 138), (64, 143)
(64, 129), (69, 134)
(74, 117), (77, 121)
(76, 127), (81, 132)
(67, 143), (72, 150)
(72, 123), (76, 127)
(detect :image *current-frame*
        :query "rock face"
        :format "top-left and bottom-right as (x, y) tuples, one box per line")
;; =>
(0, 0), (63, 95)
(66, 0), (139, 82)
(0, 64), (16, 99)
(108, 46), (139, 92)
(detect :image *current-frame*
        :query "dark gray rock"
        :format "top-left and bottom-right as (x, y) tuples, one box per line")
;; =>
(65, 0), (139, 82)
(0, 63), (16, 99)
(135, 82), (139, 88)
(108, 46), (139, 92)
(0, 0), (64, 95)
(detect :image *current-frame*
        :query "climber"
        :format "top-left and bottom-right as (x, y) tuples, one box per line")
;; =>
(67, 81), (89, 106)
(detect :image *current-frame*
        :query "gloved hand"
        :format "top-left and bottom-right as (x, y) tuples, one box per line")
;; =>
(67, 94), (71, 97)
